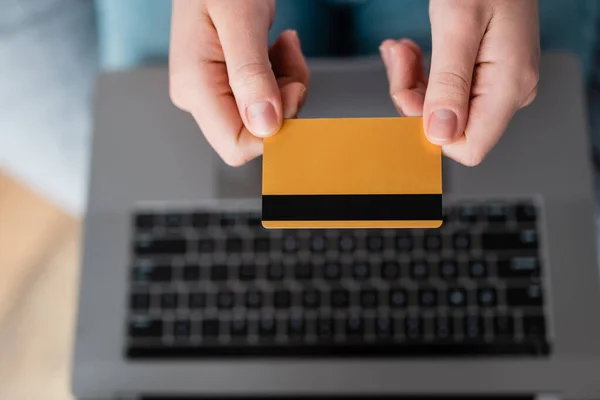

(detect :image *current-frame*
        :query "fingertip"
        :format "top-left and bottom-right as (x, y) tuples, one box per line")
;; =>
(425, 108), (460, 145)
(245, 100), (282, 138)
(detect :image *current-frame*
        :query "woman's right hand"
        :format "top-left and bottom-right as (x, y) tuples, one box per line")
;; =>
(169, 0), (309, 166)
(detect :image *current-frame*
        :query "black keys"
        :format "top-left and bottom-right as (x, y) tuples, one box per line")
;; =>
(302, 289), (320, 309)
(267, 263), (285, 281)
(188, 292), (207, 309)
(434, 315), (454, 340)
(198, 238), (215, 253)
(494, 314), (515, 338)
(130, 293), (150, 310)
(230, 316), (248, 337)
(381, 261), (401, 280)
(259, 316), (277, 337)
(173, 320), (191, 337)
(506, 284), (544, 307)
(310, 234), (328, 252)
(516, 203), (537, 222)
(373, 316), (394, 338)
(452, 232), (471, 251)
(160, 292), (178, 309)
(130, 317), (162, 338)
(330, 289), (350, 308)
(463, 314), (484, 340)
(317, 317), (335, 339)
(367, 234), (384, 252)
(133, 265), (171, 283)
(219, 214), (237, 228)
(274, 290), (292, 309)
(439, 260), (458, 280)
(345, 315), (364, 338)
(245, 289), (263, 309)
(287, 316), (306, 339)
(164, 214), (185, 229)
(410, 260), (429, 280)
(226, 237), (244, 253)
(247, 213), (262, 228)
(135, 214), (154, 230)
(522, 315), (546, 339)
(191, 212), (210, 228)
(395, 233), (413, 252)
(405, 315), (422, 340)
(294, 263), (313, 280)
(201, 319), (220, 337)
(469, 260), (488, 279)
(418, 288), (438, 307)
(283, 235), (299, 253)
(135, 238), (187, 255)
(238, 264), (257, 281)
(485, 203), (508, 223)
(477, 287), (497, 307)
(448, 288), (467, 308)
(351, 262), (370, 281)
(360, 289), (379, 308)
(498, 257), (540, 278)
(183, 265), (200, 281)
(339, 235), (356, 252)
(389, 288), (408, 308)
(210, 265), (229, 282)
(323, 263), (342, 281)
(424, 232), (442, 251)
(482, 230), (538, 251)
(217, 291), (235, 309)
(458, 203), (478, 223)
(253, 237), (270, 253)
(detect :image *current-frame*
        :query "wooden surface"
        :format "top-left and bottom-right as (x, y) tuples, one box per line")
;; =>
(0, 171), (80, 400)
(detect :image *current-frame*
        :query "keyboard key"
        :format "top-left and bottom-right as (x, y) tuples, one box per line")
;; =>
(226, 237), (244, 253)
(294, 263), (313, 280)
(373, 316), (394, 338)
(410, 261), (429, 280)
(516, 203), (537, 222)
(217, 291), (235, 309)
(458, 203), (478, 223)
(405, 316), (422, 340)
(317, 318), (335, 339)
(485, 203), (508, 223)
(210, 265), (228, 282)
(452, 232), (471, 251)
(161, 293), (178, 309)
(498, 257), (540, 278)
(173, 320), (191, 337)
(389, 288), (408, 308)
(259, 317), (277, 337)
(507, 285), (543, 307)
(360, 290), (379, 308)
(478, 287), (497, 307)
(230, 317), (248, 336)
(239, 264), (256, 281)
(367, 235), (384, 252)
(381, 261), (400, 280)
(130, 293), (150, 310)
(201, 319), (220, 337)
(219, 214), (237, 228)
(183, 265), (200, 281)
(439, 260), (458, 280)
(191, 212), (210, 228)
(463, 314), (484, 340)
(253, 237), (270, 253)
(395, 233), (413, 252)
(164, 214), (185, 228)
(339, 235), (356, 252)
(136, 238), (187, 255)
(424, 232), (442, 251)
(435, 316), (454, 340)
(246, 213), (262, 228)
(494, 315), (515, 338)
(135, 214), (154, 230)
(522, 316), (546, 339)
(198, 238), (215, 253)
(323, 263), (342, 281)
(245, 290), (263, 309)
(345, 316), (364, 338)
(351, 262), (370, 281)
(448, 288), (467, 308)
(482, 230), (538, 251)
(418, 288), (438, 307)
(267, 263), (284, 281)
(302, 289), (320, 309)
(130, 317), (162, 338)
(274, 290), (292, 309)
(135, 265), (171, 283)
(287, 316), (306, 339)
(310, 234), (328, 252)
(469, 260), (488, 279)
(188, 292), (206, 309)
(331, 289), (350, 308)
(283, 235), (299, 253)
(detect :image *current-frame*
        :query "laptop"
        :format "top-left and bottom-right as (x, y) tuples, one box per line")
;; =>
(73, 52), (600, 399)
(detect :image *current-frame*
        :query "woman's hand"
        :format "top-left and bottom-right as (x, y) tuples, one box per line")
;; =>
(169, 0), (309, 166)
(381, 0), (540, 166)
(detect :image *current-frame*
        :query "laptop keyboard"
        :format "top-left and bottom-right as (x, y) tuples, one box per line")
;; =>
(127, 199), (551, 358)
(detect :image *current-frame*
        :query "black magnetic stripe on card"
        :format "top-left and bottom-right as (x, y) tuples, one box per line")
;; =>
(262, 194), (442, 221)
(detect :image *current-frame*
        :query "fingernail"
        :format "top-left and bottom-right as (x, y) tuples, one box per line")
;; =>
(379, 44), (391, 68)
(428, 109), (458, 143)
(246, 101), (278, 136)
(290, 30), (300, 46)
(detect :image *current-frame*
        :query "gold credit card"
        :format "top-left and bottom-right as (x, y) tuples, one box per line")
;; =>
(262, 117), (442, 229)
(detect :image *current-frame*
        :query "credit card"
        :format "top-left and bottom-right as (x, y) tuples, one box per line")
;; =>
(262, 117), (442, 229)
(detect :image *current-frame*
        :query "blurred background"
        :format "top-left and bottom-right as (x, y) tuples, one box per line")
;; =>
(2, 0), (600, 399)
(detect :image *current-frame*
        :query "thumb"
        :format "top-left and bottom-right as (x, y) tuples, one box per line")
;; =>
(424, 3), (486, 145)
(210, 0), (281, 138)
